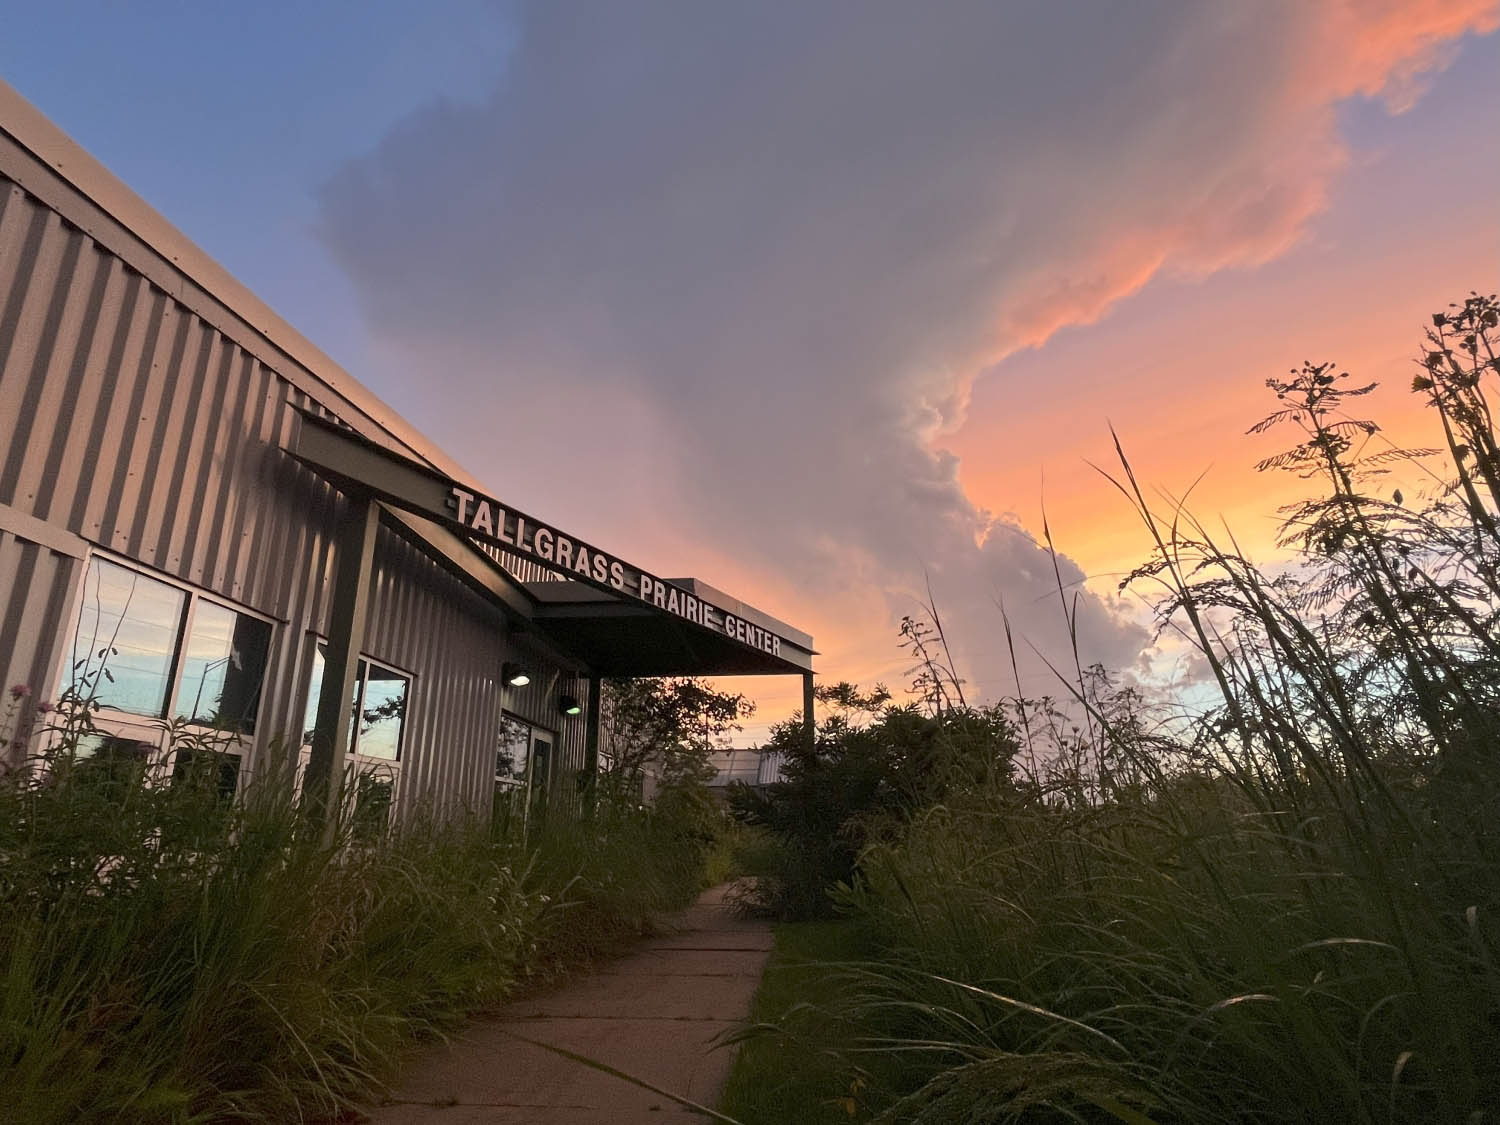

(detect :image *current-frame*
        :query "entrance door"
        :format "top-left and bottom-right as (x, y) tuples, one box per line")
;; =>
(530, 733), (553, 792)
(493, 717), (557, 835)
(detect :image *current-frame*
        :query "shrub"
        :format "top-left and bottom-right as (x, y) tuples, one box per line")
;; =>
(729, 702), (1019, 919)
(0, 704), (711, 1123)
(733, 294), (1500, 1122)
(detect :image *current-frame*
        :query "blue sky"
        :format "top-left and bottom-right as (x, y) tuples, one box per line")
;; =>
(3, 3), (1496, 724)
(1, 0), (513, 380)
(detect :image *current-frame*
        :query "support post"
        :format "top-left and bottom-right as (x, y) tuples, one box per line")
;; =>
(304, 496), (380, 840)
(584, 674), (601, 778)
(803, 671), (815, 752)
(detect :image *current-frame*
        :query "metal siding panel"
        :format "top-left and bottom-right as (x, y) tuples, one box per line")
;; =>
(0, 206), (67, 479)
(153, 323), (219, 574)
(0, 179), (523, 819)
(85, 283), (162, 544)
(228, 363), (285, 605)
(0, 531), (81, 768)
(31, 249), (119, 521)
(70, 269), (146, 537)
(1, 223), (88, 511)
(132, 311), (203, 568)
(117, 300), (187, 562)
(198, 349), (257, 592)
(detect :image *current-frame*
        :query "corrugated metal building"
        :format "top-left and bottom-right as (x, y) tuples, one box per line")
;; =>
(0, 81), (813, 824)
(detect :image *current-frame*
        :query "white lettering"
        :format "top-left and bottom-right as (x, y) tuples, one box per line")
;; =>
(609, 561), (626, 589)
(534, 527), (554, 561)
(573, 545), (592, 576)
(515, 516), (529, 551)
(555, 536), (574, 569)
(450, 486), (474, 526)
(666, 587), (680, 615)
(772, 636), (782, 657)
(639, 575), (654, 602)
(724, 613), (737, 637)
(685, 594), (699, 624)
(470, 500), (494, 537)
(592, 553), (609, 583)
(497, 508), (515, 545)
(653, 581), (667, 609)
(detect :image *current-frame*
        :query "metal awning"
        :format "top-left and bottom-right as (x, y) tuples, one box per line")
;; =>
(290, 410), (816, 678)
(527, 582), (803, 676)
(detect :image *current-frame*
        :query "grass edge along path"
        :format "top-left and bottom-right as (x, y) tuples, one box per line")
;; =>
(717, 919), (879, 1125)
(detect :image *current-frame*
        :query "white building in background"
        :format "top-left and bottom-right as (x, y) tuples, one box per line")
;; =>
(706, 747), (785, 791)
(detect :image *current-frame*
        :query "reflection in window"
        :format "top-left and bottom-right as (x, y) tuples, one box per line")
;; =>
(358, 665), (407, 761)
(496, 715), (531, 788)
(302, 645), (356, 749)
(174, 600), (272, 733)
(303, 643), (409, 762)
(73, 557), (186, 716)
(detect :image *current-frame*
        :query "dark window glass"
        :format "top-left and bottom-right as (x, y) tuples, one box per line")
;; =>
(72, 558), (186, 716)
(71, 734), (156, 801)
(174, 600), (271, 733)
(532, 736), (553, 790)
(170, 747), (242, 803)
(352, 771), (394, 840)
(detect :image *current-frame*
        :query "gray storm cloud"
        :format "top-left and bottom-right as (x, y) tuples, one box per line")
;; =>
(317, 0), (1493, 700)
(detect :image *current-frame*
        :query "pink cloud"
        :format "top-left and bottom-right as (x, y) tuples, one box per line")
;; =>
(320, 3), (1497, 710)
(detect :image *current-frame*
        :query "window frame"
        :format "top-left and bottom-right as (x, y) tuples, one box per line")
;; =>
(298, 633), (414, 831)
(57, 549), (278, 790)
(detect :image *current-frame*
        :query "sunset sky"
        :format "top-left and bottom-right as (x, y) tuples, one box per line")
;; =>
(4, 2), (1497, 738)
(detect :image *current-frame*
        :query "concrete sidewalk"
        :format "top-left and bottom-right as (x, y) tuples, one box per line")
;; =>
(363, 885), (772, 1124)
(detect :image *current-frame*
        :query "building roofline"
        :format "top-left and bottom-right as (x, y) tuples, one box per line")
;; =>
(0, 76), (478, 486)
(0, 79), (815, 665)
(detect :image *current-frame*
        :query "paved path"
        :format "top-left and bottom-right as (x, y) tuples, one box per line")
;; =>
(364, 885), (772, 1124)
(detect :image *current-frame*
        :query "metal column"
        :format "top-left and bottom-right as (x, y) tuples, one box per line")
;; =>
(584, 674), (601, 777)
(803, 671), (815, 751)
(303, 496), (380, 839)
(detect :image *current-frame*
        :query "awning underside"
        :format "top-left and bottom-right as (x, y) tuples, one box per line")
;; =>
(529, 597), (806, 677)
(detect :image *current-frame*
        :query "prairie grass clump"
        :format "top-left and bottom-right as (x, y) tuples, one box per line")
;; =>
(0, 706), (712, 1123)
(726, 294), (1500, 1123)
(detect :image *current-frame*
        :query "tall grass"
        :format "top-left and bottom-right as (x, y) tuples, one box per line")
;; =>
(733, 295), (1500, 1122)
(0, 708), (714, 1122)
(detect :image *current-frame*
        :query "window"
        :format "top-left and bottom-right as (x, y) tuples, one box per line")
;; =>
(493, 716), (556, 831)
(170, 746), (242, 804)
(495, 714), (532, 788)
(494, 715), (557, 791)
(68, 556), (272, 734)
(173, 600), (271, 732)
(351, 769), (396, 841)
(302, 643), (410, 762)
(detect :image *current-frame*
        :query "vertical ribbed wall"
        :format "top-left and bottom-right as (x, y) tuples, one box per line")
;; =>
(0, 172), (577, 813)
(0, 530), (81, 750)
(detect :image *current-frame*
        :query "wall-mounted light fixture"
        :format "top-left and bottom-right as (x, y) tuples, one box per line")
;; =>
(502, 662), (531, 688)
(557, 694), (582, 716)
